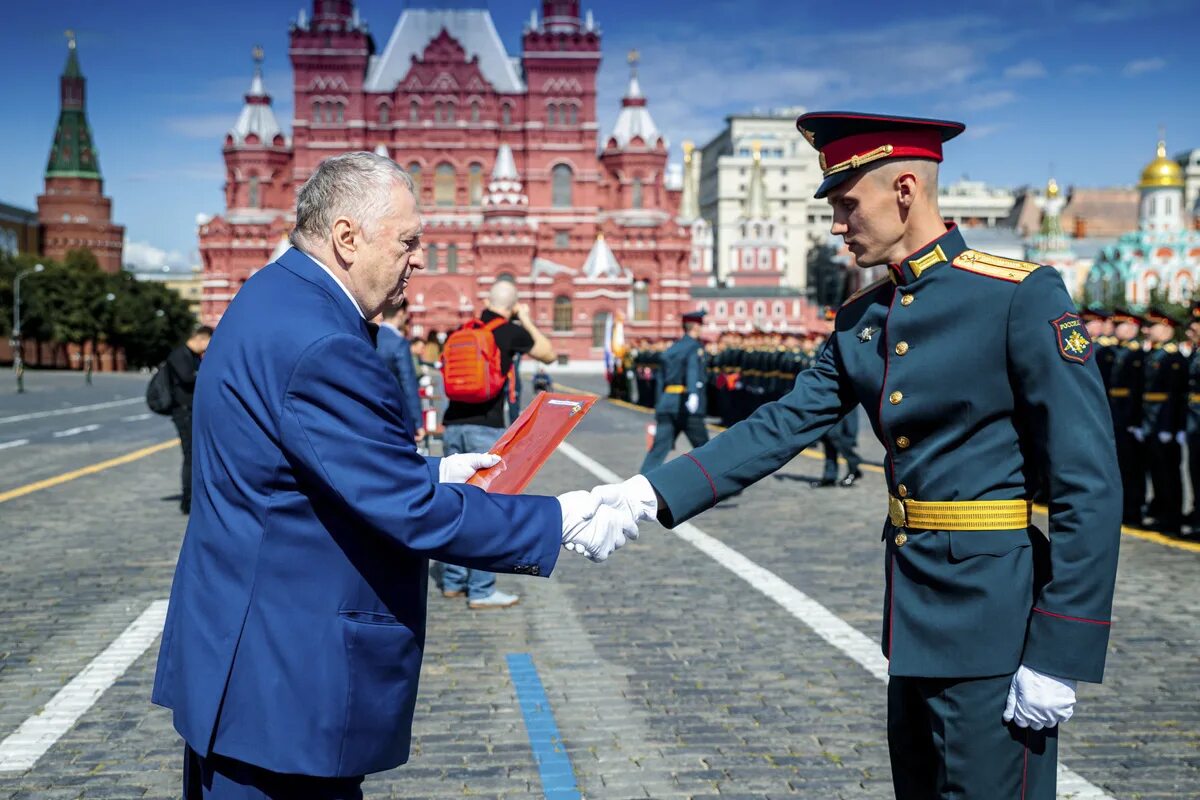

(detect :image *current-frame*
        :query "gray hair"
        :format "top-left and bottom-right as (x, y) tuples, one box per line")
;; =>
(290, 152), (415, 248)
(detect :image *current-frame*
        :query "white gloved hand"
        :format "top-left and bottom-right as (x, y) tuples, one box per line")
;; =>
(1003, 665), (1078, 730)
(1157, 430), (1172, 444)
(439, 452), (501, 483)
(1177, 431), (1188, 446)
(685, 393), (700, 415)
(1127, 426), (1145, 443)
(558, 490), (636, 562)
(590, 474), (658, 528)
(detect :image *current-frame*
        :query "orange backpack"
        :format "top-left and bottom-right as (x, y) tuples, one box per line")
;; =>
(441, 317), (510, 403)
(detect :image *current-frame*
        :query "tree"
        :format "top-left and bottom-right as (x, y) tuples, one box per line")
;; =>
(104, 271), (195, 368)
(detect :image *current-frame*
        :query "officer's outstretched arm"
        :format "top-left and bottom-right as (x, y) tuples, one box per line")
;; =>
(1008, 266), (1121, 684)
(644, 337), (856, 527)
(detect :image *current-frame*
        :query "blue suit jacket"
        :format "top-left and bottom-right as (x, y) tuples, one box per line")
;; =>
(375, 323), (423, 436)
(151, 247), (561, 777)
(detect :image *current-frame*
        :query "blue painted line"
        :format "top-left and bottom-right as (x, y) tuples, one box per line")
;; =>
(506, 653), (582, 800)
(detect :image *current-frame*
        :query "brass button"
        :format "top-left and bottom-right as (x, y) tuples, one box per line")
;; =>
(897, 484), (908, 498)
(894, 532), (908, 547)
(900, 293), (914, 306)
(895, 341), (909, 356)
(896, 435), (911, 449)
(889, 390), (903, 405)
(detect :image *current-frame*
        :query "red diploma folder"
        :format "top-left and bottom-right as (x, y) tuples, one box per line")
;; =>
(465, 391), (597, 494)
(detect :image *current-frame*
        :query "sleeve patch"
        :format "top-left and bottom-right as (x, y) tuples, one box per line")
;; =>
(1051, 312), (1093, 364)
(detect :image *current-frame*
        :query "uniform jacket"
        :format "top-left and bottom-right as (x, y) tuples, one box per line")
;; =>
(375, 322), (423, 437)
(647, 226), (1120, 683)
(1141, 343), (1187, 436)
(1108, 342), (1145, 432)
(654, 334), (707, 416)
(151, 247), (561, 777)
(1188, 353), (1200, 437)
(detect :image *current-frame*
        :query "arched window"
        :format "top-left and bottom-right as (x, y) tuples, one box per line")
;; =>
(312, 100), (321, 122)
(568, 105), (577, 125)
(434, 163), (456, 207)
(378, 103), (389, 124)
(547, 104), (558, 125)
(592, 311), (611, 348)
(754, 301), (766, 317)
(735, 301), (747, 317)
(553, 296), (573, 332)
(552, 164), (573, 208)
(408, 163), (422, 199)
(446, 244), (458, 274)
(631, 178), (643, 210)
(247, 176), (260, 208)
(333, 102), (344, 124)
(633, 281), (650, 321)
(470, 101), (480, 123)
(410, 100), (420, 123)
(501, 103), (512, 126)
(468, 163), (483, 205)
(426, 243), (438, 273)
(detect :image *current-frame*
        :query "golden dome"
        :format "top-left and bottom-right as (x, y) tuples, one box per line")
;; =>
(1046, 177), (1059, 198)
(1139, 140), (1184, 189)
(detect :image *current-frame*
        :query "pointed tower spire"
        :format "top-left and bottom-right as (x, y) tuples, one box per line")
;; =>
(482, 144), (528, 218)
(745, 141), (769, 219)
(229, 46), (283, 146)
(583, 233), (624, 279)
(679, 141), (701, 221)
(46, 30), (100, 179)
(606, 50), (664, 150)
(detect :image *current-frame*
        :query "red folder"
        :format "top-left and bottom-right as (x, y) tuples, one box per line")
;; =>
(465, 392), (597, 494)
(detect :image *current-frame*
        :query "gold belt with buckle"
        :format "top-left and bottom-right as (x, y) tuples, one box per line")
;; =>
(1107, 388), (1131, 398)
(1190, 393), (1200, 404)
(663, 385), (685, 394)
(1142, 392), (1169, 402)
(887, 495), (1032, 531)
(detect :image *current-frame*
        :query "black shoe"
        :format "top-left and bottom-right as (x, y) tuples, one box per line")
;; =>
(810, 478), (837, 488)
(839, 471), (862, 487)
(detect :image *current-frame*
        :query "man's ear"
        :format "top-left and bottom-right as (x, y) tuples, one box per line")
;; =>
(894, 172), (919, 209)
(331, 216), (358, 263)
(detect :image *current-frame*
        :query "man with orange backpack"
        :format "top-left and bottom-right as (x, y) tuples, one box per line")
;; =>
(439, 279), (557, 608)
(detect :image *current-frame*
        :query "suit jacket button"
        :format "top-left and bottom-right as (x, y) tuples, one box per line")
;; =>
(889, 390), (904, 405)
(894, 532), (908, 547)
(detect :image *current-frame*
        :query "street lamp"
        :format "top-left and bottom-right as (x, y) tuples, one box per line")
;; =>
(85, 292), (117, 386)
(12, 263), (45, 394)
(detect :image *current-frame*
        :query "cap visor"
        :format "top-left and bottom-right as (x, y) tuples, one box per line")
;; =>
(814, 170), (852, 199)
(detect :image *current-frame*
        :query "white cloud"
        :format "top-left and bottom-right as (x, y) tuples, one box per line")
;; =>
(963, 123), (1007, 141)
(957, 90), (1018, 112)
(123, 239), (192, 273)
(1123, 58), (1166, 77)
(1003, 59), (1046, 80)
(164, 113), (236, 140)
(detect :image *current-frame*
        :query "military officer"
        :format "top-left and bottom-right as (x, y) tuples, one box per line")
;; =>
(1109, 308), (1147, 525)
(1140, 308), (1187, 534)
(639, 310), (710, 474)
(1082, 306), (1116, 388)
(1185, 302), (1200, 534)
(592, 112), (1120, 800)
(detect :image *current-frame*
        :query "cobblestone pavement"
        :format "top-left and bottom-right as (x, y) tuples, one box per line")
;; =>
(0, 377), (1195, 798)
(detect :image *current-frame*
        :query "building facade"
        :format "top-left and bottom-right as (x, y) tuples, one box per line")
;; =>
(0, 203), (39, 258)
(198, 1), (704, 362)
(37, 34), (124, 272)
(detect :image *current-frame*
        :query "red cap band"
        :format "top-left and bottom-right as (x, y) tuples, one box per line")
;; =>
(820, 130), (944, 175)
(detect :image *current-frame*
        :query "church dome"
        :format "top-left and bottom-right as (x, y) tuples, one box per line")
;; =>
(1139, 141), (1184, 189)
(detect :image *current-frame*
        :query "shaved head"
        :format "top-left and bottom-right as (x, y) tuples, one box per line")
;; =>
(488, 280), (518, 311)
(868, 158), (940, 199)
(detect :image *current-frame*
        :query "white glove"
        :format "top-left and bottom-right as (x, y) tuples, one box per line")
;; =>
(1157, 430), (1172, 444)
(590, 474), (657, 527)
(685, 393), (700, 414)
(439, 452), (500, 484)
(1127, 426), (1145, 443)
(1177, 431), (1188, 446)
(1003, 665), (1077, 730)
(558, 490), (635, 562)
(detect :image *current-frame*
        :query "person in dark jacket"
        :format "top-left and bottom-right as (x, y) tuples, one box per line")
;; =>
(165, 326), (213, 514)
(375, 300), (424, 444)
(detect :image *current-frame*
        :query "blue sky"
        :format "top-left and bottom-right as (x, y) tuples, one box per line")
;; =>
(1, 0), (1196, 270)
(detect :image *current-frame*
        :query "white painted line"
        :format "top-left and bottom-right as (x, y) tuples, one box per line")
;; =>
(120, 413), (154, 422)
(0, 398), (142, 425)
(554, 441), (1114, 800)
(51, 424), (101, 439)
(0, 599), (168, 773)
(0, 439), (29, 451)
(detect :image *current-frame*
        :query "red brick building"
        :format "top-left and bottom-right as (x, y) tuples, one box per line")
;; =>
(37, 34), (124, 272)
(199, 1), (700, 362)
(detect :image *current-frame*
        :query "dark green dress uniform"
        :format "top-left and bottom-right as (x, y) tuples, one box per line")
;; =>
(1141, 319), (1187, 534)
(1187, 346), (1200, 528)
(639, 320), (710, 475)
(646, 225), (1121, 799)
(1107, 316), (1146, 525)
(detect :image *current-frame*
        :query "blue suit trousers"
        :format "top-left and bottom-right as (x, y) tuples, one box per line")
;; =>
(184, 746), (364, 799)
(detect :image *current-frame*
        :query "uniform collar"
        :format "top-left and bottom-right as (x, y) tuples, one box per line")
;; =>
(887, 223), (966, 286)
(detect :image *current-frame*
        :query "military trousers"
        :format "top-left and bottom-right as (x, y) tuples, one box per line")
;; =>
(888, 673), (1057, 800)
(1114, 428), (1145, 523)
(1145, 436), (1183, 531)
(171, 408), (193, 513)
(640, 412), (710, 474)
(1188, 433), (1200, 521)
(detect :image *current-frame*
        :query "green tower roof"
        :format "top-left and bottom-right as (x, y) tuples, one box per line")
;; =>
(46, 33), (101, 180)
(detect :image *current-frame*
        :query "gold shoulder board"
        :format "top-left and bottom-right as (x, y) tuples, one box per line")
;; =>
(840, 277), (891, 308)
(952, 250), (1040, 283)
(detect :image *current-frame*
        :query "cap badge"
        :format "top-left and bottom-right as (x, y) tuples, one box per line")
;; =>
(858, 326), (876, 343)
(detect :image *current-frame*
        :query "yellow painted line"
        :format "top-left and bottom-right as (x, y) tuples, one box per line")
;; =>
(0, 439), (180, 504)
(570, 382), (1199, 554)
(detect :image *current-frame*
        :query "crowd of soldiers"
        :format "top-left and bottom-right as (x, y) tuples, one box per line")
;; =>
(620, 330), (829, 428)
(617, 302), (1200, 540)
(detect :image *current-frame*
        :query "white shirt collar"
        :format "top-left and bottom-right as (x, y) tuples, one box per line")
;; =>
(299, 249), (364, 319)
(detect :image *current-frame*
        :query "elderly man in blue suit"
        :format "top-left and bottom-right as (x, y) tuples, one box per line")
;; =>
(152, 152), (636, 799)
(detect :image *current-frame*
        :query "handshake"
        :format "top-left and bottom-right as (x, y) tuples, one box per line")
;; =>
(439, 453), (659, 563)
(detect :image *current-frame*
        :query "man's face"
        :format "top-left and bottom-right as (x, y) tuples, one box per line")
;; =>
(827, 170), (905, 268)
(1187, 322), (1200, 345)
(1148, 322), (1174, 344)
(1115, 320), (1139, 341)
(356, 184), (424, 315)
(1084, 319), (1104, 338)
(188, 334), (211, 356)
